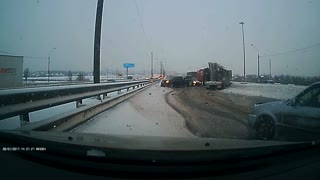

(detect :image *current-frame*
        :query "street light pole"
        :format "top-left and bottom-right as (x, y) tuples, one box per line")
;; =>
(151, 52), (153, 78)
(258, 54), (260, 82)
(269, 59), (272, 80)
(48, 48), (56, 82)
(240, 22), (246, 82)
(251, 44), (260, 83)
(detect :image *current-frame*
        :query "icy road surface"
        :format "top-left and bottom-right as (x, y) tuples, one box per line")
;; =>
(71, 83), (194, 137)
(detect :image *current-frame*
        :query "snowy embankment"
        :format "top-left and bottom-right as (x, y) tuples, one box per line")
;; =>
(222, 82), (307, 100)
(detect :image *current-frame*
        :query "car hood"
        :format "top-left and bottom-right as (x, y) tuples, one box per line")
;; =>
(0, 130), (309, 152)
(254, 100), (287, 114)
(1, 130), (318, 176)
(256, 100), (285, 106)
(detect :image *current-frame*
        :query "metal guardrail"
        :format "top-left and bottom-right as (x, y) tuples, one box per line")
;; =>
(0, 80), (150, 124)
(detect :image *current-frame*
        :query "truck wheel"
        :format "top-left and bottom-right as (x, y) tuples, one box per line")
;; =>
(255, 116), (275, 140)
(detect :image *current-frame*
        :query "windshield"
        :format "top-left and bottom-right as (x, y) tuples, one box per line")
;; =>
(0, 0), (320, 152)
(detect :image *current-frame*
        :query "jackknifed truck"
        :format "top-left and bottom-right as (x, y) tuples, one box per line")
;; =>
(196, 62), (232, 90)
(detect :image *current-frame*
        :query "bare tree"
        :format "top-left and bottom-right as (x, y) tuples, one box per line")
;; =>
(76, 73), (87, 81)
(23, 68), (29, 82)
(67, 70), (73, 81)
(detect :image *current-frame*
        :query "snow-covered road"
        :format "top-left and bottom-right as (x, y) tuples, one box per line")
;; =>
(71, 84), (193, 137)
(0, 81), (309, 132)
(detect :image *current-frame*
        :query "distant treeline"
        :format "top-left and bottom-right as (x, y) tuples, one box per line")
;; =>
(233, 74), (320, 86)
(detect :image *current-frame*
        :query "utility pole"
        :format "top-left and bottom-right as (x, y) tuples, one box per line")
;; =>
(151, 52), (153, 78)
(160, 61), (163, 76)
(93, 0), (104, 83)
(48, 48), (56, 82)
(269, 59), (272, 80)
(159, 61), (161, 76)
(106, 67), (108, 80)
(239, 22), (246, 82)
(48, 56), (50, 82)
(251, 44), (261, 83)
(258, 54), (260, 82)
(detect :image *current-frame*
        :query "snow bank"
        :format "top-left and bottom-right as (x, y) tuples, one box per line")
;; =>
(222, 82), (307, 100)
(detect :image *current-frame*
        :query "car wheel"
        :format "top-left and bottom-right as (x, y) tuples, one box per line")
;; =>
(255, 116), (275, 140)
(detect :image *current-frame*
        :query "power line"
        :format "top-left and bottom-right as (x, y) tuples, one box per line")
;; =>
(0, 50), (47, 60)
(0, 50), (15, 55)
(24, 56), (47, 60)
(262, 42), (320, 57)
(133, 0), (152, 52)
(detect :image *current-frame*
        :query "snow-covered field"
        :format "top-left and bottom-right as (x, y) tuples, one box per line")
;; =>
(22, 75), (125, 86)
(26, 75), (122, 81)
(222, 82), (307, 100)
(24, 75), (148, 82)
(21, 75), (149, 87)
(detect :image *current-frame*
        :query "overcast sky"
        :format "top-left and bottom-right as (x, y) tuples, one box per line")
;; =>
(1, 0), (320, 76)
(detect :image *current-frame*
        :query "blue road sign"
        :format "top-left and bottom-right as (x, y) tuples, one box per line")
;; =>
(123, 63), (135, 68)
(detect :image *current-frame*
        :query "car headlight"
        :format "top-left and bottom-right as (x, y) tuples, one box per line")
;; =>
(166, 80), (169, 83)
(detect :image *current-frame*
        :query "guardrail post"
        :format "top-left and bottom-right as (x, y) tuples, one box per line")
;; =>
(102, 93), (107, 99)
(19, 113), (30, 126)
(76, 99), (83, 108)
(127, 88), (129, 92)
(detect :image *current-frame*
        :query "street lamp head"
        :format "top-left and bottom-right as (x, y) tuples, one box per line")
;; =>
(49, 48), (56, 55)
(239, 22), (244, 25)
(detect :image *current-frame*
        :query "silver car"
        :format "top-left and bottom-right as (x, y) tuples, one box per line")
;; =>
(248, 82), (320, 140)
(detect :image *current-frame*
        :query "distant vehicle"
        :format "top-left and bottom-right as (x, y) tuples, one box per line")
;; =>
(186, 71), (197, 78)
(184, 76), (201, 87)
(196, 62), (232, 90)
(160, 79), (170, 87)
(248, 82), (320, 140)
(196, 68), (209, 83)
(161, 76), (185, 88)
